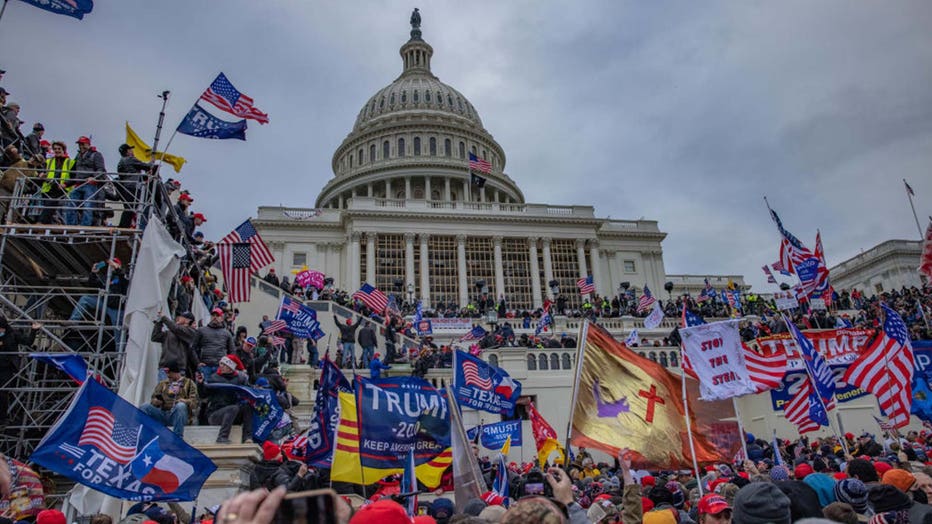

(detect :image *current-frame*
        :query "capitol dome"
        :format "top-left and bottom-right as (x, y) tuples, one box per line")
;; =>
(316, 10), (523, 208)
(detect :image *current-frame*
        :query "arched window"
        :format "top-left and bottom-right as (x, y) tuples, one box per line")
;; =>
(425, 91), (431, 102)
(380, 96), (385, 109)
(444, 139), (451, 157)
(527, 354), (537, 371)
(398, 138), (406, 157)
(659, 352), (668, 368)
(670, 351), (679, 368)
(447, 94), (453, 107)
(438, 92), (443, 105)
(471, 145), (477, 155)
(348, 155), (353, 168)
(550, 353), (560, 370)
(459, 141), (465, 159)
(383, 141), (390, 159)
(562, 353), (571, 369)
(488, 354), (499, 367)
(429, 137), (437, 156)
(414, 137), (421, 156)
(482, 149), (487, 160)
(538, 354), (548, 370)
(357, 149), (363, 165)
(390, 93), (395, 106)
(369, 144), (376, 162)
(413, 90), (419, 103)
(401, 91), (407, 103)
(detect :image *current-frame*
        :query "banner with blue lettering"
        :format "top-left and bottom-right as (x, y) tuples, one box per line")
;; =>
(306, 359), (352, 466)
(204, 383), (283, 442)
(17, 0), (94, 19)
(278, 296), (322, 339)
(466, 420), (523, 450)
(769, 365), (868, 411)
(453, 350), (522, 416)
(355, 376), (450, 470)
(31, 379), (215, 501)
(910, 347), (932, 421)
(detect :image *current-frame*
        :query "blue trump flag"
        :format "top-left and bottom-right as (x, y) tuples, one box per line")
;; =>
(204, 383), (283, 442)
(17, 0), (93, 19)
(30, 353), (88, 383)
(31, 379), (215, 501)
(783, 315), (836, 407)
(466, 420), (522, 450)
(278, 296), (321, 339)
(176, 103), (247, 140)
(453, 350), (522, 416)
(305, 359), (352, 467)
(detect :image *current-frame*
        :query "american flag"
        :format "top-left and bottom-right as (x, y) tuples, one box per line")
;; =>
(843, 303), (915, 428)
(783, 380), (828, 434)
(280, 297), (302, 315)
(460, 325), (488, 342)
(762, 265), (778, 284)
(769, 207), (814, 275)
(264, 320), (288, 334)
(468, 152), (491, 174)
(784, 314), (836, 408)
(637, 285), (656, 313)
(697, 278), (714, 303)
(922, 221), (932, 281)
(78, 407), (139, 464)
(462, 360), (493, 389)
(217, 242), (253, 303)
(221, 220), (274, 271)
(352, 283), (388, 314)
(576, 275), (595, 295)
(200, 73), (270, 124)
(873, 414), (895, 432)
(268, 335), (286, 348)
(742, 343), (787, 392)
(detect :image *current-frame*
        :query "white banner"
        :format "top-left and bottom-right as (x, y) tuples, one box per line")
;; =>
(774, 291), (799, 311)
(429, 318), (475, 331)
(625, 329), (639, 346)
(644, 301), (664, 329)
(680, 319), (758, 400)
(809, 298), (827, 310)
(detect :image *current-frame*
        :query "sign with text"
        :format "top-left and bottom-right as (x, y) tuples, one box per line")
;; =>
(680, 319), (758, 400)
(467, 420), (523, 450)
(748, 328), (875, 369)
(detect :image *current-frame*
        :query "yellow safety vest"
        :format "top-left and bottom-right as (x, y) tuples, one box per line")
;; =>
(42, 157), (75, 194)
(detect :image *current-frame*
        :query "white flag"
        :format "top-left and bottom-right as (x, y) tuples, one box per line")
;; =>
(679, 319), (758, 400)
(644, 301), (665, 329)
(624, 329), (639, 346)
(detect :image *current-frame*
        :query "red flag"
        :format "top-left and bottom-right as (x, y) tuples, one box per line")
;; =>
(920, 221), (932, 280)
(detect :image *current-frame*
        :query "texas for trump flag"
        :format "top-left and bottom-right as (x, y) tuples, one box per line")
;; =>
(453, 350), (522, 416)
(31, 378), (215, 501)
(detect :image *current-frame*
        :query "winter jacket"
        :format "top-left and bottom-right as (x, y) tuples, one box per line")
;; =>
(205, 369), (247, 412)
(334, 315), (361, 343)
(358, 324), (377, 347)
(71, 148), (106, 181)
(0, 322), (37, 379)
(152, 316), (197, 371)
(192, 320), (235, 366)
(261, 369), (288, 392)
(88, 267), (129, 308)
(149, 377), (198, 419)
(250, 460), (294, 490)
(369, 358), (390, 379)
(236, 347), (270, 384)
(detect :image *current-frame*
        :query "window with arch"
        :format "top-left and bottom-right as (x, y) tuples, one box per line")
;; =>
(659, 352), (668, 368)
(414, 137), (421, 156)
(413, 90), (419, 103)
(670, 351), (679, 368)
(471, 145), (477, 155)
(380, 96), (385, 109)
(369, 144), (376, 163)
(527, 354), (537, 371)
(550, 353), (559, 370)
(390, 93), (395, 106)
(438, 92), (443, 105)
(444, 138), (451, 157)
(357, 149), (363, 165)
(482, 149), (487, 160)
(447, 94), (453, 107)
(488, 354), (498, 367)
(425, 91), (431, 102)
(348, 155), (353, 168)
(383, 140), (390, 159)
(459, 141), (465, 159)
(398, 138), (405, 157)
(429, 137), (437, 156)
(401, 91), (407, 103)
(562, 353), (571, 370)
(370, 100), (376, 114)
(538, 354), (548, 370)
(457, 97), (463, 111)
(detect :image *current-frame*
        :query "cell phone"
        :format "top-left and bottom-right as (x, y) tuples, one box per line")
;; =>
(274, 489), (338, 524)
(524, 482), (545, 495)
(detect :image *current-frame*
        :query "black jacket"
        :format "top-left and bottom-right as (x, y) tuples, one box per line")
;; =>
(357, 325), (377, 347)
(334, 315), (361, 343)
(205, 370), (247, 412)
(193, 320), (235, 366)
(152, 316), (197, 372)
(88, 267), (129, 309)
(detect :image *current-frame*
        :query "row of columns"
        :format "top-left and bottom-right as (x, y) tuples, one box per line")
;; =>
(349, 234), (606, 309)
(329, 175), (515, 208)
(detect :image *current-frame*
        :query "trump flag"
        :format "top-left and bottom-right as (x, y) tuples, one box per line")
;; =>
(31, 379), (215, 501)
(453, 350), (522, 416)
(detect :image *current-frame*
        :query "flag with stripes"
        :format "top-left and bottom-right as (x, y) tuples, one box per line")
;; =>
(468, 152), (491, 174)
(78, 407), (139, 464)
(220, 220), (274, 272)
(783, 379), (829, 434)
(873, 414), (894, 432)
(576, 275), (595, 295)
(199, 72), (270, 124)
(352, 283), (388, 313)
(637, 285), (656, 313)
(460, 325), (488, 342)
(769, 206), (814, 275)
(784, 314), (836, 408)
(762, 265), (778, 284)
(742, 343), (787, 393)
(217, 242), (253, 303)
(843, 303), (915, 428)
(697, 278), (714, 302)
(263, 319), (288, 335)
(462, 359), (493, 389)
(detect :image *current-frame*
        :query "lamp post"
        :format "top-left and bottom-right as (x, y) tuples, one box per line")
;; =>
(407, 282), (415, 305)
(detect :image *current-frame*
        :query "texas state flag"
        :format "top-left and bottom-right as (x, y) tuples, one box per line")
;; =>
(495, 375), (519, 398)
(131, 438), (194, 494)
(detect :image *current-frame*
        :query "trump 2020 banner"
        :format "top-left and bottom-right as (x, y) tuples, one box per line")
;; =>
(31, 379), (215, 501)
(453, 350), (522, 416)
(355, 376), (451, 469)
(277, 296), (321, 339)
(306, 359), (352, 467)
(467, 420), (523, 450)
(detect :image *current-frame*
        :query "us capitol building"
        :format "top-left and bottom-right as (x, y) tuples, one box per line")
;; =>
(252, 12), (704, 311)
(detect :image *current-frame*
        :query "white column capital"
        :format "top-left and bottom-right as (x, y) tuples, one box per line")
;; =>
(492, 235), (503, 247)
(456, 234), (467, 244)
(404, 232), (416, 243)
(541, 237), (552, 248)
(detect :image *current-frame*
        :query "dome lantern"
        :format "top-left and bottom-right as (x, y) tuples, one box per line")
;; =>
(401, 8), (433, 76)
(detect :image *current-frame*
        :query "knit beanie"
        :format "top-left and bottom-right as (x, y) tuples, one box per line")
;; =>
(770, 464), (790, 482)
(868, 484), (911, 512)
(881, 469), (916, 493)
(834, 478), (869, 514)
(732, 482), (792, 524)
(262, 441), (281, 461)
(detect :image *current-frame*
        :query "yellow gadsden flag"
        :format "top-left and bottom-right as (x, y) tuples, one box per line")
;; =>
(571, 322), (741, 468)
(125, 122), (186, 173)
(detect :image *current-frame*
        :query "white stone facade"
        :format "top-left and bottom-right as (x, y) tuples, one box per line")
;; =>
(829, 239), (924, 294)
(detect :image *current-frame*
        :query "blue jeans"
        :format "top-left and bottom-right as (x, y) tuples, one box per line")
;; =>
(70, 295), (121, 325)
(361, 346), (374, 366)
(65, 184), (102, 226)
(342, 342), (356, 367)
(141, 402), (189, 437)
(308, 344), (319, 367)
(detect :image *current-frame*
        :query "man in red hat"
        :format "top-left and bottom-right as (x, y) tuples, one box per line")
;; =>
(65, 135), (106, 226)
(193, 307), (236, 380)
(69, 258), (127, 325)
(697, 494), (732, 524)
(174, 191), (194, 238)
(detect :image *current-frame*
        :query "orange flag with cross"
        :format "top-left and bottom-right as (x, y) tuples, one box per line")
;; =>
(571, 322), (742, 468)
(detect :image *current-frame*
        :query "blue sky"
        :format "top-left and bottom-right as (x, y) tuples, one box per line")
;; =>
(2, 1), (930, 290)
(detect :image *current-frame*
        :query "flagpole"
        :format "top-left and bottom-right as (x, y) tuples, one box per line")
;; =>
(151, 91), (170, 169)
(906, 179), (923, 238)
(731, 398), (749, 461)
(679, 354), (704, 497)
(0, 0), (9, 27)
(563, 318), (590, 467)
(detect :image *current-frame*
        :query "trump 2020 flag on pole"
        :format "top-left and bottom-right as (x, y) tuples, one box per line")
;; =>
(277, 296), (322, 339)
(176, 104), (247, 141)
(453, 350), (522, 416)
(204, 383), (283, 442)
(16, 0), (93, 19)
(31, 378), (215, 501)
(305, 359), (352, 467)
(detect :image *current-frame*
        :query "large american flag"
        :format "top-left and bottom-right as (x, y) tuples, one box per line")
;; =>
(743, 343), (787, 392)
(697, 278), (714, 303)
(785, 315), (836, 406)
(843, 303), (915, 428)
(637, 285), (656, 313)
(468, 152), (491, 174)
(769, 207), (814, 275)
(221, 220), (274, 270)
(576, 275), (595, 295)
(462, 360), (493, 389)
(352, 283), (388, 314)
(200, 73), (270, 124)
(78, 407), (139, 464)
(217, 242), (253, 303)
(783, 380), (829, 434)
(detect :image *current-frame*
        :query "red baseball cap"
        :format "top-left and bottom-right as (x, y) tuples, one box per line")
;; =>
(210, 308), (224, 316)
(349, 499), (412, 524)
(76, 136), (91, 144)
(193, 212), (207, 222)
(179, 193), (194, 202)
(698, 494), (731, 515)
